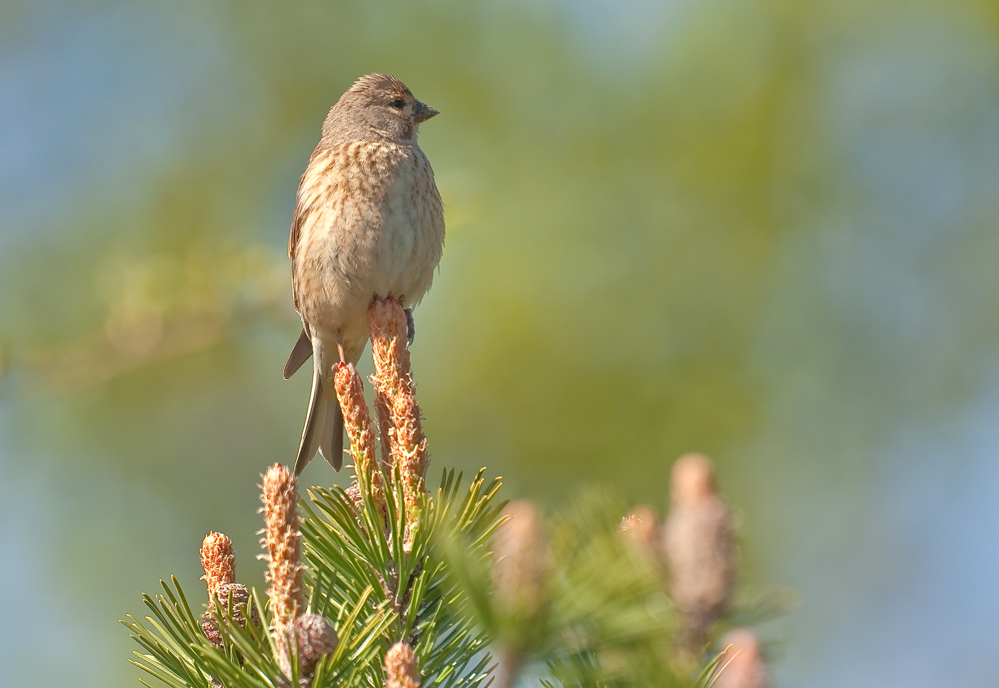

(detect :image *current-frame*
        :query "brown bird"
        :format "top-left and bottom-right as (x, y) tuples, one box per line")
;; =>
(284, 74), (445, 475)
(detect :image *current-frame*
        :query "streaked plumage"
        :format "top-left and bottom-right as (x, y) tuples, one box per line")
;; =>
(285, 74), (444, 475)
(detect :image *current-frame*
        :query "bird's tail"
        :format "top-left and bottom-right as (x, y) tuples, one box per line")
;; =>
(294, 366), (344, 475)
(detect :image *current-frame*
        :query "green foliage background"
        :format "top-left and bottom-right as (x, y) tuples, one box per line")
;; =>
(2, 0), (998, 686)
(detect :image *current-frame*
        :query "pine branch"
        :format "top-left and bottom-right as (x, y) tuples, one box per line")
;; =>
(123, 297), (781, 688)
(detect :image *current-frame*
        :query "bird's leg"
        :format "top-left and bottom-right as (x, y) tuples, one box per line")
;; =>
(337, 340), (347, 364)
(394, 295), (415, 345)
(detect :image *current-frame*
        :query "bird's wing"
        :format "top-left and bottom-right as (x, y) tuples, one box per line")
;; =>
(289, 144), (337, 261)
(283, 327), (313, 379)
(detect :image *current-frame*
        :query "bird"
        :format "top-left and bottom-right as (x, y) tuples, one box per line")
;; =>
(283, 74), (445, 476)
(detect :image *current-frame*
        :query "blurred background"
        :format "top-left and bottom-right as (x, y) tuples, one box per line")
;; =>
(2, 0), (998, 685)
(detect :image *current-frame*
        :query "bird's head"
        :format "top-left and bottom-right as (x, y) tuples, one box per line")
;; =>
(323, 73), (438, 145)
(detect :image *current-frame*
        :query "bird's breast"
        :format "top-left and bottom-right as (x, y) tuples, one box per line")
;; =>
(292, 141), (444, 338)
(371, 149), (444, 296)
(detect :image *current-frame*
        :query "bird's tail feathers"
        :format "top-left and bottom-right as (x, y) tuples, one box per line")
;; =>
(294, 368), (324, 475)
(318, 395), (344, 471)
(293, 366), (345, 475)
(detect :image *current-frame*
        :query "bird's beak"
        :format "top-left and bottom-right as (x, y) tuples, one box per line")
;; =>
(414, 101), (439, 123)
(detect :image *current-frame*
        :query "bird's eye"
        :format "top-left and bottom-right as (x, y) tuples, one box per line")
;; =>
(390, 98), (405, 109)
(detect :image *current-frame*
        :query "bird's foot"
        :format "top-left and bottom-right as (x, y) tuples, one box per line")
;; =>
(405, 308), (415, 346)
